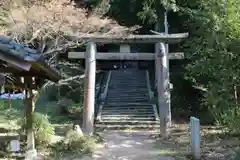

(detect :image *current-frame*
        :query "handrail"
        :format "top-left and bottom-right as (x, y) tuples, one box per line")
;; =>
(146, 70), (153, 100)
(146, 70), (159, 121)
(96, 71), (112, 121)
(95, 72), (105, 103)
(94, 72), (105, 117)
(100, 71), (112, 101)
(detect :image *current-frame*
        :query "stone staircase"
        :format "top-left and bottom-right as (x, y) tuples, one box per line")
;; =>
(95, 69), (160, 131)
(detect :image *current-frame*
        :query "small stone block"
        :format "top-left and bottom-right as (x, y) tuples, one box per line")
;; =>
(190, 117), (201, 159)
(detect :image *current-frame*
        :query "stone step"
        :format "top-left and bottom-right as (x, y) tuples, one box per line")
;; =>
(108, 88), (148, 90)
(102, 106), (153, 110)
(107, 93), (147, 96)
(108, 89), (147, 91)
(109, 85), (147, 88)
(109, 86), (147, 89)
(112, 71), (145, 73)
(111, 80), (146, 82)
(105, 101), (149, 104)
(111, 79), (146, 81)
(111, 82), (145, 84)
(103, 109), (154, 112)
(107, 92), (147, 95)
(102, 111), (155, 115)
(112, 75), (145, 77)
(112, 73), (145, 75)
(107, 94), (148, 98)
(107, 91), (147, 94)
(106, 97), (149, 100)
(112, 70), (145, 72)
(110, 79), (145, 82)
(102, 108), (153, 112)
(106, 96), (149, 100)
(112, 76), (146, 77)
(108, 86), (147, 90)
(111, 76), (145, 78)
(101, 114), (155, 117)
(103, 105), (153, 109)
(106, 96), (148, 99)
(110, 83), (146, 86)
(102, 107), (153, 111)
(111, 77), (146, 80)
(106, 99), (149, 103)
(107, 92), (147, 94)
(106, 97), (148, 100)
(98, 120), (159, 125)
(102, 111), (154, 115)
(104, 102), (154, 106)
(95, 124), (160, 130)
(107, 94), (147, 96)
(108, 93), (147, 96)
(108, 87), (147, 90)
(111, 74), (145, 76)
(101, 114), (155, 118)
(101, 117), (156, 121)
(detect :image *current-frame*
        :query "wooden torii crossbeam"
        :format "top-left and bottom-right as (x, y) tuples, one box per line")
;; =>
(69, 33), (188, 136)
(70, 33), (188, 43)
(68, 52), (185, 60)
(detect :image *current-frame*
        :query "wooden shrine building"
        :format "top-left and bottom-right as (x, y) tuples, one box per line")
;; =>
(0, 35), (60, 157)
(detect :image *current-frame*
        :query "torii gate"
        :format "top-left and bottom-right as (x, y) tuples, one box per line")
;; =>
(68, 33), (188, 137)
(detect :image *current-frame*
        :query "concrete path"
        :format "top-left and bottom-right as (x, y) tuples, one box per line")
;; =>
(83, 131), (175, 160)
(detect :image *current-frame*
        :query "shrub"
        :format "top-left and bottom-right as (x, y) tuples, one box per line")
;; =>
(57, 98), (75, 115)
(234, 151), (240, 160)
(50, 130), (97, 157)
(19, 112), (55, 146)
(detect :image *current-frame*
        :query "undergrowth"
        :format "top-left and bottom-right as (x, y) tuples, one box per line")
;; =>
(18, 112), (55, 146)
(49, 131), (99, 158)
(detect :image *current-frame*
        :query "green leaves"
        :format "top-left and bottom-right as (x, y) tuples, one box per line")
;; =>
(160, 0), (179, 12)
(182, 0), (240, 131)
(0, 8), (8, 29)
(137, 0), (179, 24)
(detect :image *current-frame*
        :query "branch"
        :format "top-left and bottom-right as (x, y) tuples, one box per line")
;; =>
(150, 30), (165, 35)
(58, 74), (85, 84)
(43, 41), (82, 56)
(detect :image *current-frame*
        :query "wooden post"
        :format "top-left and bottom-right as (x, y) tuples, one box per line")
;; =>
(155, 42), (160, 88)
(154, 24), (159, 88)
(158, 43), (170, 138)
(190, 117), (201, 159)
(164, 10), (171, 125)
(120, 44), (130, 53)
(25, 77), (37, 159)
(164, 10), (169, 54)
(83, 42), (96, 135)
(120, 44), (130, 68)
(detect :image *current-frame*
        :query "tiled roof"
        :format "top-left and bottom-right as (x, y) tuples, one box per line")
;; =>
(0, 36), (61, 82)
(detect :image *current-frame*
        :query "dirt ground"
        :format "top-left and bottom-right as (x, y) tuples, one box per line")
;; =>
(82, 130), (175, 160)
(151, 123), (240, 160)
(82, 123), (240, 160)
(1, 107), (240, 160)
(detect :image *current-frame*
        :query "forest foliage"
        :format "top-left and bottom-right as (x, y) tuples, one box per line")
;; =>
(90, 0), (240, 132)
(1, 0), (240, 133)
